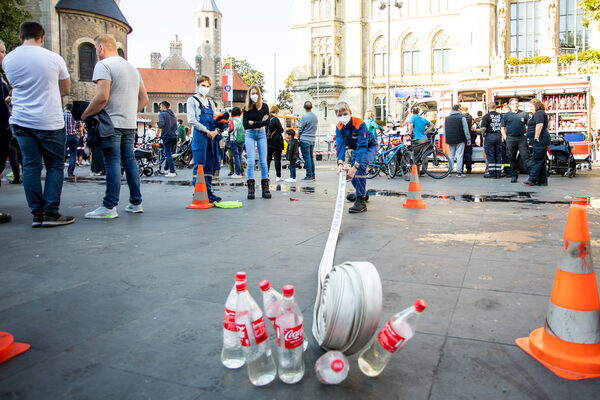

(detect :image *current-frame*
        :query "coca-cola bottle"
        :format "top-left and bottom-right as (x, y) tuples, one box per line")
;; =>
(221, 271), (246, 369)
(260, 280), (308, 351)
(315, 351), (349, 384)
(358, 299), (427, 377)
(275, 285), (305, 384)
(235, 281), (277, 386)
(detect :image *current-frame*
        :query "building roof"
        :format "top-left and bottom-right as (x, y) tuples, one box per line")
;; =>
(202, 0), (221, 14)
(55, 0), (132, 33)
(138, 69), (196, 94)
(223, 63), (249, 91)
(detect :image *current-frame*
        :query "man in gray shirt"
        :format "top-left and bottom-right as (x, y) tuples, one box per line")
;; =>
(82, 34), (149, 219)
(298, 101), (318, 180)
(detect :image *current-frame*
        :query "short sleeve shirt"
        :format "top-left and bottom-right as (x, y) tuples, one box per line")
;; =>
(501, 110), (530, 137)
(92, 56), (143, 129)
(3, 45), (69, 130)
(481, 111), (502, 135)
(526, 110), (549, 141)
(410, 114), (431, 140)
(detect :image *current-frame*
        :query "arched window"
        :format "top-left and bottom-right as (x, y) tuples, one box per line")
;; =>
(184, 103), (187, 113)
(375, 97), (387, 121)
(402, 34), (420, 75)
(178, 103), (183, 113)
(432, 31), (451, 73)
(78, 43), (96, 82)
(372, 37), (386, 77)
(117, 48), (125, 58)
(205, 17), (210, 28)
(215, 18), (218, 29)
(320, 102), (328, 120)
(153, 103), (159, 113)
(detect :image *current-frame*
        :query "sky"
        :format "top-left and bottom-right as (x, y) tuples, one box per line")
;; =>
(119, 0), (294, 103)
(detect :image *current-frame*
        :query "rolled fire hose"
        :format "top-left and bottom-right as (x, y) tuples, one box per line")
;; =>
(312, 173), (383, 355)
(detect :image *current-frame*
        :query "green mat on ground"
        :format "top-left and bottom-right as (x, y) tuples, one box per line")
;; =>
(214, 201), (243, 209)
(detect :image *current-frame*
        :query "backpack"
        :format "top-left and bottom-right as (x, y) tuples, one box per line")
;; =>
(234, 118), (245, 144)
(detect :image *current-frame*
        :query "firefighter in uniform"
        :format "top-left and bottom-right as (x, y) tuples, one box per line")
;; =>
(481, 102), (504, 178)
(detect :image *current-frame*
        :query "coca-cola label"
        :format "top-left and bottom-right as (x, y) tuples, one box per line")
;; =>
(378, 321), (406, 353)
(268, 316), (276, 330)
(223, 308), (237, 332)
(237, 324), (250, 347)
(251, 317), (268, 345)
(283, 324), (303, 349)
(275, 324), (281, 347)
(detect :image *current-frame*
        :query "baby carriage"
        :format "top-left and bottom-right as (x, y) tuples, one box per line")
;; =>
(135, 144), (156, 177)
(547, 135), (576, 178)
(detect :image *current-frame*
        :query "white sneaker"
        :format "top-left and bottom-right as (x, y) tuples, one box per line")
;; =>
(165, 172), (177, 177)
(85, 206), (118, 219)
(231, 174), (242, 179)
(276, 177), (283, 182)
(125, 203), (144, 213)
(285, 178), (296, 183)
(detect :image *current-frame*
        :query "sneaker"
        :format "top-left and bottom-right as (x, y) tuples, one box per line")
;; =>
(85, 206), (118, 219)
(125, 203), (144, 213)
(0, 212), (11, 224)
(285, 178), (296, 183)
(208, 192), (222, 203)
(523, 181), (535, 186)
(510, 176), (518, 183)
(276, 177), (283, 182)
(231, 174), (242, 179)
(165, 172), (177, 177)
(302, 176), (312, 181)
(42, 213), (75, 227)
(456, 173), (464, 178)
(228, 171), (234, 176)
(32, 213), (43, 228)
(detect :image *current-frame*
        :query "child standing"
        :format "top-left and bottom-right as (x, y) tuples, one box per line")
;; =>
(285, 129), (299, 183)
(229, 107), (245, 178)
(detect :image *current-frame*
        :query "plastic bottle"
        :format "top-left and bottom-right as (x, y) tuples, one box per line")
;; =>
(358, 299), (427, 377)
(235, 281), (277, 386)
(260, 280), (308, 351)
(315, 351), (349, 384)
(221, 271), (246, 369)
(275, 285), (305, 384)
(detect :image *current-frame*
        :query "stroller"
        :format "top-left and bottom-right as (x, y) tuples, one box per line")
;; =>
(135, 143), (156, 177)
(547, 135), (576, 178)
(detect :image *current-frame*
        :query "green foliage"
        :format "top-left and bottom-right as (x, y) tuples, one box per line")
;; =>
(558, 53), (575, 64)
(579, 0), (600, 27)
(532, 56), (551, 64)
(506, 57), (520, 66)
(276, 72), (293, 112)
(557, 50), (600, 64)
(223, 57), (266, 96)
(0, 0), (31, 52)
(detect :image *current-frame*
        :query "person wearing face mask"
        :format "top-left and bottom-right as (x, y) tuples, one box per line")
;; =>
(242, 85), (271, 200)
(334, 101), (378, 213)
(186, 75), (222, 203)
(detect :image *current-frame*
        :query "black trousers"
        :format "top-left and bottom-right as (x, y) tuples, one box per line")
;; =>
(267, 148), (282, 178)
(0, 127), (21, 180)
(90, 144), (105, 174)
(484, 133), (503, 176)
(506, 136), (530, 178)
(462, 143), (473, 173)
(528, 136), (550, 184)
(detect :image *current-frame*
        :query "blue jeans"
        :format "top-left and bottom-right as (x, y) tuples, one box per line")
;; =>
(66, 135), (78, 175)
(162, 137), (177, 173)
(289, 162), (296, 179)
(351, 145), (378, 197)
(245, 129), (268, 180)
(11, 124), (66, 215)
(230, 141), (244, 175)
(300, 141), (315, 178)
(100, 128), (142, 209)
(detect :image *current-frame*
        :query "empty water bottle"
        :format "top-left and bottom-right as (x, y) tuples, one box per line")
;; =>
(358, 299), (427, 377)
(275, 285), (305, 384)
(235, 281), (277, 386)
(221, 271), (246, 369)
(315, 351), (349, 384)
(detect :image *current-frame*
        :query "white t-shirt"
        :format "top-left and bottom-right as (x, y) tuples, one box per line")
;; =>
(2, 45), (69, 130)
(145, 129), (156, 142)
(92, 56), (142, 129)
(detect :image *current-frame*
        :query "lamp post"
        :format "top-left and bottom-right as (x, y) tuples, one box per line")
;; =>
(379, 1), (403, 122)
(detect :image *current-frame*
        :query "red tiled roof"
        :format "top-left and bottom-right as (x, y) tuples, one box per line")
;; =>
(138, 68), (196, 94)
(223, 63), (249, 91)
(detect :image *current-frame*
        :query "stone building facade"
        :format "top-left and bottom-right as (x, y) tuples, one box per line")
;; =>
(195, 0), (222, 100)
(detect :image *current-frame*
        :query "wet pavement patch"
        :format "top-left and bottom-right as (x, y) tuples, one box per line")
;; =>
(371, 190), (573, 205)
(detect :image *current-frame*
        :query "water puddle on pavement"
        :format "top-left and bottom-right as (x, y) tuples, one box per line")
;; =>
(371, 190), (576, 205)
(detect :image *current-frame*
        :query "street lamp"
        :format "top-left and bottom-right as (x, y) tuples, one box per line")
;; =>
(379, 1), (403, 122)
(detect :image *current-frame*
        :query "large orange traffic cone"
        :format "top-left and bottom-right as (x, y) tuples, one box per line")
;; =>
(403, 165), (426, 209)
(0, 332), (30, 364)
(186, 165), (214, 209)
(516, 205), (600, 380)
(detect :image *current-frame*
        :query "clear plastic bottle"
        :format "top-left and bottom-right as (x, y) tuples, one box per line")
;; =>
(275, 285), (305, 384)
(235, 281), (277, 386)
(221, 271), (246, 369)
(260, 280), (308, 352)
(358, 299), (427, 377)
(315, 351), (349, 384)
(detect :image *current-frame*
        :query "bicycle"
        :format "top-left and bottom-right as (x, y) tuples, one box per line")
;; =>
(399, 128), (452, 180)
(366, 134), (413, 179)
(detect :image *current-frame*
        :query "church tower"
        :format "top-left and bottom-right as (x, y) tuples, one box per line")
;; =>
(195, 0), (222, 100)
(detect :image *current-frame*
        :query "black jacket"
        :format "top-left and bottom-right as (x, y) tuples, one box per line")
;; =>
(0, 80), (10, 130)
(286, 138), (299, 163)
(267, 116), (284, 150)
(445, 112), (468, 145)
(72, 101), (115, 146)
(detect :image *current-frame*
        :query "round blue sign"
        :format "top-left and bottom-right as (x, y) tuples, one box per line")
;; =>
(224, 85), (232, 92)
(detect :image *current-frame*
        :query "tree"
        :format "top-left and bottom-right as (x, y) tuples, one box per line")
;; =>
(276, 72), (293, 112)
(0, 0), (31, 52)
(223, 57), (266, 95)
(580, 0), (600, 27)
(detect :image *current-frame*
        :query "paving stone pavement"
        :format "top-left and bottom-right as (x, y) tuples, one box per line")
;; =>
(1, 163), (600, 399)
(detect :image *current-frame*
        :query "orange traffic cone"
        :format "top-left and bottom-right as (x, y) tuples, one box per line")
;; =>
(572, 196), (590, 207)
(0, 332), (30, 364)
(516, 205), (600, 380)
(186, 165), (214, 209)
(403, 165), (426, 209)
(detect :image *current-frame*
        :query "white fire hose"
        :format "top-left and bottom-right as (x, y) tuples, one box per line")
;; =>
(312, 173), (383, 355)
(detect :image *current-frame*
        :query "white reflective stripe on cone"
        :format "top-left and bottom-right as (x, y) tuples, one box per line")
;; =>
(407, 192), (421, 200)
(560, 240), (594, 274)
(193, 191), (209, 201)
(410, 174), (418, 183)
(545, 303), (600, 344)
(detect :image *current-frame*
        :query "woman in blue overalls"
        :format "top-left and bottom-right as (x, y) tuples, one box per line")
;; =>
(186, 75), (221, 202)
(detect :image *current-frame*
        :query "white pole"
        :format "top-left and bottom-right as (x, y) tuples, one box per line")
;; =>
(386, 1), (391, 123)
(316, 57), (320, 151)
(274, 53), (277, 104)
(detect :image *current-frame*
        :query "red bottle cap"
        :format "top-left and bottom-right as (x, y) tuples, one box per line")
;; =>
(331, 359), (345, 372)
(414, 299), (427, 312)
(235, 272), (246, 281)
(259, 280), (271, 291)
(236, 281), (247, 292)
(282, 285), (294, 297)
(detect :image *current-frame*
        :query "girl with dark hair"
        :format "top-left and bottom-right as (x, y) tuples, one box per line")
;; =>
(524, 98), (550, 187)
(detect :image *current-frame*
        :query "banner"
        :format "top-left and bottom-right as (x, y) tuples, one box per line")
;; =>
(223, 68), (233, 103)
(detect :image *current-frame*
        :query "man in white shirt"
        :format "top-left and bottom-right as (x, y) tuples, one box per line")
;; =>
(81, 34), (149, 219)
(2, 21), (74, 227)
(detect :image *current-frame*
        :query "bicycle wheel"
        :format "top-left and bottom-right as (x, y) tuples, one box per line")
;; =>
(422, 148), (452, 179)
(399, 150), (413, 181)
(385, 152), (399, 179)
(366, 155), (383, 179)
